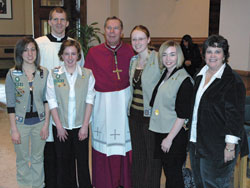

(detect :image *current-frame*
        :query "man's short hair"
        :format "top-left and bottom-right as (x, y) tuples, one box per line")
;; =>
(49, 7), (68, 20)
(104, 16), (123, 30)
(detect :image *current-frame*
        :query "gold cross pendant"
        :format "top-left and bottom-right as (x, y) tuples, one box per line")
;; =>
(113, 67), (122, 80)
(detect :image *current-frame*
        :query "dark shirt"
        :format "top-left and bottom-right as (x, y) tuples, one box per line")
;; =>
(181, 44), (202, 77)
(131, 69), (144, 111)
(130, 69), (147, 120)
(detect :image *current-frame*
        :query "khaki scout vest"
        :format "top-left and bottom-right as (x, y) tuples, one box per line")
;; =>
(149, 68), (191, 133)
(128, 50), (162, 117)
(52, 67), (91, 129)
(10, 67), (48, 124)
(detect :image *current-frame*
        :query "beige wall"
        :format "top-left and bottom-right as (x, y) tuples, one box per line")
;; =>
(87, 0), (111, 42)
(119, 0), (209, 37)
(220, 0), (250, 71)
(87, 0), (209, 38)
(0, 0), (33, 35)
(0, 0), (209, 37)
(0, 1), (248, 72)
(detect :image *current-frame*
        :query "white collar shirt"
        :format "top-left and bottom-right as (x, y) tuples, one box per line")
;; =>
(64, 65), (78, 129)
(46, 64), (96, 130)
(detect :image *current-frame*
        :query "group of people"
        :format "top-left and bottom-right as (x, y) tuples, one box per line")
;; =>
(5, 6), (249, 188)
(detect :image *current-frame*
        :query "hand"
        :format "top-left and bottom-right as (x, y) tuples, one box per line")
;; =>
(161, 136), (173, 153)
(40, 124), (49, 140)
(185, 60), (192, 66)
(224, 144), (236, 163)
(11, 130), (21, 144)
(78, 126), (88, 141)
(224, 148), (235, 163)
(56, 126), (68, 142)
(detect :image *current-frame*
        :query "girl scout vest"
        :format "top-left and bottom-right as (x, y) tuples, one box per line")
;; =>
(10, 67), (48, 124)
(52, 67), (91, 129)
(149, 68), (191, 133)
(128, 50), (161, 117)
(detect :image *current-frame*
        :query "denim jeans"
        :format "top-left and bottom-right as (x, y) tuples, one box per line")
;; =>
(189, 142), (238, 188)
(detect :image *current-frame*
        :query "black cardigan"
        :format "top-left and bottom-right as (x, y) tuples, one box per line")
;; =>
(189, 64), (249, 160)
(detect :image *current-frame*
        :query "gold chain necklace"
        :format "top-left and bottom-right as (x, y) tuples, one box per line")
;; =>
(133, 51), (150, 83)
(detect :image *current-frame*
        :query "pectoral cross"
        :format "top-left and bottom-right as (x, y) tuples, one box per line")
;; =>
(113, 51), (122, 80)
(113, 67), (122, 80)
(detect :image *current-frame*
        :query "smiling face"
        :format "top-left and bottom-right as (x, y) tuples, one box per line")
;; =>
(205, 46), (224, 72)
(62, 46), (79, 69)
(131, 30), (150, 54)
(162, 46), (178, 72)
(22, 42), (37, 65)
(48, 11), (69, 38)
(104, 19), (123, 46)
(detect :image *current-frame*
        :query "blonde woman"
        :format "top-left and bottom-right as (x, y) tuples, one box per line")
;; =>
(149, 41), (193, 188)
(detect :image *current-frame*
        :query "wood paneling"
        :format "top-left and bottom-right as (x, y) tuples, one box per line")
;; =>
(0, 35), (32, 69)
(123, 37), (207, 51)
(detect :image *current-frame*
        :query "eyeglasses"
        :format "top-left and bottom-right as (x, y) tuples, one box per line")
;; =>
(131, 37), (147, 42)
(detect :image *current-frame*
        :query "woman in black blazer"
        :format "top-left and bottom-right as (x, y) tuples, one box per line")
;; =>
(189, 35), (248, 188)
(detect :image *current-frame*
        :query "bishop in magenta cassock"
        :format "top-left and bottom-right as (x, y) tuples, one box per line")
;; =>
(84, 17), (134, 188)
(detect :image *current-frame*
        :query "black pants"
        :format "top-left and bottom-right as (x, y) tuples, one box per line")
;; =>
(155, 128), (188, 188)
(53, 126), (92, 188)
(162, 155), (186, 188)
(44, 142), (57, 188)
(129, 115), (162, 188)
(44, 139), (78, 188)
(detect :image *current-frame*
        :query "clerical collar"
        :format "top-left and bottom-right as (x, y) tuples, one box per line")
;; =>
(104, 42), (123, 52)
(47, 33), (68, 42)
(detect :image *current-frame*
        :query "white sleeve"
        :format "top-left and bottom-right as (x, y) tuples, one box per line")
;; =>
(225, 135), (240, 144)
(46, 71), (58, 110)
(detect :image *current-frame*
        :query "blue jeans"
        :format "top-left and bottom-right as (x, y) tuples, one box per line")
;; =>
(189, 142), (238, 188)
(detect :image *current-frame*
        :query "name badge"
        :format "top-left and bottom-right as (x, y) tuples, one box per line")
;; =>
(12, 70), (23, 76)
(15, 115), (23, 123)
(39, 112), (45, 119)
(53, 69), (60, 74)
(144, 108), (151, 117)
